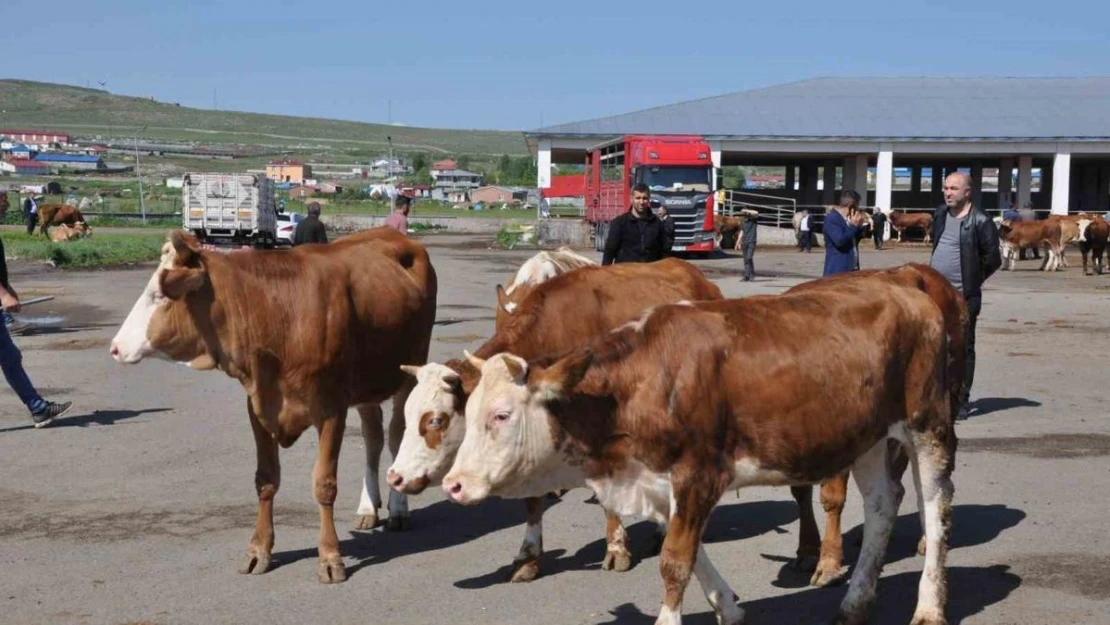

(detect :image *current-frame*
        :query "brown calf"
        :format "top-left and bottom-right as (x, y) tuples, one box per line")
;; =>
(1079, 216), (1109, 275)
(998, 219), (1063, 271)
(37, 204), (88, 235)
(110, 227), (437, 583)
(446, 273), (955, 625)
(888, 210), (934, 243)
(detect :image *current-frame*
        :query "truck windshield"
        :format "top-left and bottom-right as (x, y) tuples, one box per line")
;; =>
(639, 166), (711, 192)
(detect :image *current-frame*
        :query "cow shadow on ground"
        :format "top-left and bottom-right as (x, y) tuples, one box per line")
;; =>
(0, 407), (173, 432)
(452, 498), (800, 590)
(966, 397), (1041, 418)
(590, 565), (1021, 624)
(765, 503), (1026, 589)
(270, 496), (539, 578)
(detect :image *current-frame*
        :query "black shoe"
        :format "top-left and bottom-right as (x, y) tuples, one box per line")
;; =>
(32, 401), (72, 428)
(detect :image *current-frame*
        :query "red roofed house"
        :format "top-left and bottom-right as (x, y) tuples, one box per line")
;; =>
(0, 129), (70, 148)
(0, 158), (51, 175)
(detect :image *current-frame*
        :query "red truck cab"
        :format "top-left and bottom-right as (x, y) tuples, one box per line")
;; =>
(584, 135), (718, 256)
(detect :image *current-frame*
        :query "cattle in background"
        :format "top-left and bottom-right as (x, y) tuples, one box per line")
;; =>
(109, 227), (437, 583)
(784, 262), (968, 586)
(37, 204), (89, 236)
(998, 218), (1063, 271)
(1078, 216), (1109, 275)
(389, 258), (723, 583)
(494, 247), (596, 327)
(444, 273), (955, 625)
(888, 210), (934, 243)
(48, 222), (92, 242)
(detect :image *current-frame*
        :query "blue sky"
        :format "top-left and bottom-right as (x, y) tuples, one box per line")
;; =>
(3, 0), (1106, 131)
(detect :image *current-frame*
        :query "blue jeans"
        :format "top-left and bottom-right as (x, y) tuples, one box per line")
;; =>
(0, 320), (46, 414)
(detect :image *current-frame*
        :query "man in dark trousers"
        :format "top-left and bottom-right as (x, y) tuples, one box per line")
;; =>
(292, 201), (328, 245)
(1, 233), (73, 427)
(871, 209), (887, 250)
(822, 190), (867, 276)
(740, 209), (758, 281)
(929, 171), (1001, 419)
(22, 195), (39, 235)
(601, 183), (668, 265)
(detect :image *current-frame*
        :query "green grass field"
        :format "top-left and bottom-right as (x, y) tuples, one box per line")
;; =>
(0, 79), (529, 156)
(1, 231), (165, 268)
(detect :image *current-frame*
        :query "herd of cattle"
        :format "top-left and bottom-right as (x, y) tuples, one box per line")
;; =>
(108, 226), (987, 625)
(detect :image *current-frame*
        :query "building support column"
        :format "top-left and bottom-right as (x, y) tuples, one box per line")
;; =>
(971, 160), (984, 208)
(875, 146), (893, 211)
(709, 141), (722, 191)
(800, 163), (819, 206)
(931, 163), (944, 207)
(1052, 148), (1071, 215)
(1099, 164), (1110, 212)
(998, 158), (1014, 210)
(842, 156), (856, 193)
(853, 154), (869, 209)
(911, 165), (922, 194)
(1080, 163), (1099, 211)
(1017, 155), (1033, 209)
(785, 165), (796, 195)
(536, 139), (552, 189)
(822, 160), (837, 205)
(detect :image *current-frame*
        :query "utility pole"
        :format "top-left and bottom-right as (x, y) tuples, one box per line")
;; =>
(134, 126), (147, 223)
(387, 135), (394, 184)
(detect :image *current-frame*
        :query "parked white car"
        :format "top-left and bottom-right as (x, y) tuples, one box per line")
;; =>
(275, 212), (303, 246)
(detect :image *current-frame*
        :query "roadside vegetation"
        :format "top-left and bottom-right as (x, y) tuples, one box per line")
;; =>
(1, 231), (165, 268)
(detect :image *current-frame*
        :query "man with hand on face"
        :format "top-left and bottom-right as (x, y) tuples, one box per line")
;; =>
(602, 182), (668, 265)
(822, 190), (868, 276)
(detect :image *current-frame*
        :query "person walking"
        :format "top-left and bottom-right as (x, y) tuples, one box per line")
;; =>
(740, 209), (758, 281)
(292, 202), (328, 245)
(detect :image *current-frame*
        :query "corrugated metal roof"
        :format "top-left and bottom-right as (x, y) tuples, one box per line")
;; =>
(34, 153), (101, 162)
(528, 77), (1110, 140)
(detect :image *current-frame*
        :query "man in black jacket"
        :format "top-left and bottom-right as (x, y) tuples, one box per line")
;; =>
(929, 172), (1002, 419)
(602, 183), (668, 265)
(293, 202), (328, 246)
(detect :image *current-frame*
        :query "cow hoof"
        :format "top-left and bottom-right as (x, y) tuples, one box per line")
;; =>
(317, 557), (347, 584)
(386, 515), (411, 532)
(917, 536), (927, 556)
(601, 550), (633, 572)
(789, 554), (818, 572)
(355, 512), (380, 530)
(909, 611), (948, 625)
(509, 558), (540, 583)
(238, 549), (272, 575)
(810, 560), (847, 587)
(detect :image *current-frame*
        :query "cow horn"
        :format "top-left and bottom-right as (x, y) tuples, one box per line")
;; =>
(463, 350), (486, 369)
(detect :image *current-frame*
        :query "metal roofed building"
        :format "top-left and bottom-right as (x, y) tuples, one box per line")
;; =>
(524, 77), (1110, 214)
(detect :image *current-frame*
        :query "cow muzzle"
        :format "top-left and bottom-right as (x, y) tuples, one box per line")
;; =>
(442, 474), (489, 505)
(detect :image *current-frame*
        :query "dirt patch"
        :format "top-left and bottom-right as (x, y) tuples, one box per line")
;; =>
(435, 333), (486, 344)
(22, 337), (110, 351)
(1012, 553), (1110, 600)
(960, 433), (1110, 458)
(983, 327), (1024, 335)
(1006, 351), (1037, 357)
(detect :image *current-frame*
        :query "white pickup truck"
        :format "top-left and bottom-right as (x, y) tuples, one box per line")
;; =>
(182, 173), (278, 248)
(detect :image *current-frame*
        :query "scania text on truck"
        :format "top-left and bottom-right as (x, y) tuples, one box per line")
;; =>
(584, 135), (718, 256)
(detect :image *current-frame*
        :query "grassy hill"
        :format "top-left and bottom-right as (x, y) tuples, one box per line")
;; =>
(0, 79), (529, 156)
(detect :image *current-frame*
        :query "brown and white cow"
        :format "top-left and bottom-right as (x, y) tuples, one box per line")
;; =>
(388, 257), (724, 583)
(1078, 215), (1109, 275)
(494, 246), (596, 327)
(109, 227), (437, 583)
(38, 204), (89, 236)
(444, 273), (955, 625)
(888, 210), (934, 243)
(784, 262), (968, 586)
(998, 219), (1063, 271)
(48, 221), (92, 242)
(1047, 213), (1099, 269)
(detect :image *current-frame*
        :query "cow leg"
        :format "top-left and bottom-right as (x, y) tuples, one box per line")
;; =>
(313, 415), (347, 583)
(907, 431), (955, 625)
(239, 402), (280, 576)
(1081, 242), (1092, 275)
(385, 383), (413, 531)
(509, 497), (545, 582)
(789, 485), (820, 572)
(835, 440), (899, 625)
(811, 472), (849, 587)
(355, 403), (385, 530)
(655, 479), (737, 625)
(601, 509), (633, 572)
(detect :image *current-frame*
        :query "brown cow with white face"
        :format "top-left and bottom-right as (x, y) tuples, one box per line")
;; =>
(445, 273), (954, 625)
(998, 219), (1063, 270)
(109, 227), (437, 583)
(389, 257), (724, 583)
(888, 210), (934, 243)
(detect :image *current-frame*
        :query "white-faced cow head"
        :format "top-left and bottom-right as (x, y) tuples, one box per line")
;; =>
(442, 350), (592, 505)
(109, 230), (215, 369)
(386, 362), (470, 495)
